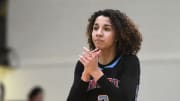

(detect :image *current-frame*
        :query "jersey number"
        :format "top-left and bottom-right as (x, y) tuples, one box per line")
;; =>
(98, 95), (109, 101)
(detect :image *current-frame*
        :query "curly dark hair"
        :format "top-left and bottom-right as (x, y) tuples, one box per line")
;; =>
(28, 86), (43, 100)
(86, 9), (142, 55)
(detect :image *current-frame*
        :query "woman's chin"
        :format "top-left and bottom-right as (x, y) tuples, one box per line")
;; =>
(95, 46), (103, 50)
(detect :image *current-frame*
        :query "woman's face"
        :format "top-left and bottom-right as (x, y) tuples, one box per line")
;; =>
(92, 15), (116, 50)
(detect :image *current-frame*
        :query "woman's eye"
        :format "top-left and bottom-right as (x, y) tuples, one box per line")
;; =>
(93, 26), (98, 30)
(104, 27), (111, 31)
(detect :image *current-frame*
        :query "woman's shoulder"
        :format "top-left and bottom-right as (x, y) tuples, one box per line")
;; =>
(121, 54), (140, 73)
(122, 54), (139, 63)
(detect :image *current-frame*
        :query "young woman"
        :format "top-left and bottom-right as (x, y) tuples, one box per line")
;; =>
(67, 9), (142, 101)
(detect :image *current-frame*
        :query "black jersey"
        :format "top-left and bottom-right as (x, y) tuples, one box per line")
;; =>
(67, 54), (140, 101)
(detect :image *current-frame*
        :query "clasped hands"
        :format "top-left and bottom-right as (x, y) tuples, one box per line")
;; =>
(79, 47), (104, 82)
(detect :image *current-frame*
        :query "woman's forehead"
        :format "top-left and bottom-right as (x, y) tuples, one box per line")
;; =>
(94, 15), (112, 25)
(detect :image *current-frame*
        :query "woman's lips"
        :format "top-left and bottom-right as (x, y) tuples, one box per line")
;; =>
(94, 39), (104, 45)
(95, 39), (103, 42)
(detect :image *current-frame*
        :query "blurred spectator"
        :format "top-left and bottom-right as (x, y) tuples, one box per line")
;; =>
(0, 82), (5, 101)
(28, 86), (44, 101)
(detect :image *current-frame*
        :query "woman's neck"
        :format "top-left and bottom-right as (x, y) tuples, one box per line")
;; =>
(98, 47), (116, 65)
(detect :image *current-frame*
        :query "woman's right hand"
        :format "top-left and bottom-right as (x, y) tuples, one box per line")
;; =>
(81, 71), (90, 82)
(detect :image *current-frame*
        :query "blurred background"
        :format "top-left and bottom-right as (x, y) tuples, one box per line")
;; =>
(0, 0), (180, 101)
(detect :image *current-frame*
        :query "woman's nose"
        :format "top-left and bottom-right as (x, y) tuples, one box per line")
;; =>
(96, 29), (103, 37)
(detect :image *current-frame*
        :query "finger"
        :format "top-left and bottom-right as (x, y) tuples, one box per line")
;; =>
(79, 55), (86, 65)
(82, 51), (86, 56)
(93, 50), (101, 62)
(79, 58), (85, 66)
(82, 51), (91, 61)
(90, 49), (101, 58)
(91, 48), (99, 53)
(94, 50), (101, 57)
(83, 47), (92, 57)
(83, 47), (90, 52)
(79, 55), (88, 64)
(88, 48), (99, 58)
(83, 47), (99, 53)
(83, 54), (91, 61)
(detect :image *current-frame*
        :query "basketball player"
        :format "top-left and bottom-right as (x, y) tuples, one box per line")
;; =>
(67, 9), (142, 101)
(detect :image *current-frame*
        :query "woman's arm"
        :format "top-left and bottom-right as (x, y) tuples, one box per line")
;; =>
(67, 61), (89, 101)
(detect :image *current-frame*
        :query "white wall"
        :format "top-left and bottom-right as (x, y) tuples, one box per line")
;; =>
(1, 0), (180, 101)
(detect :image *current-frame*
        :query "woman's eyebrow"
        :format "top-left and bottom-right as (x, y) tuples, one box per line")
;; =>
(104, 24), (112, 27)
(94, 23), (112, 27)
